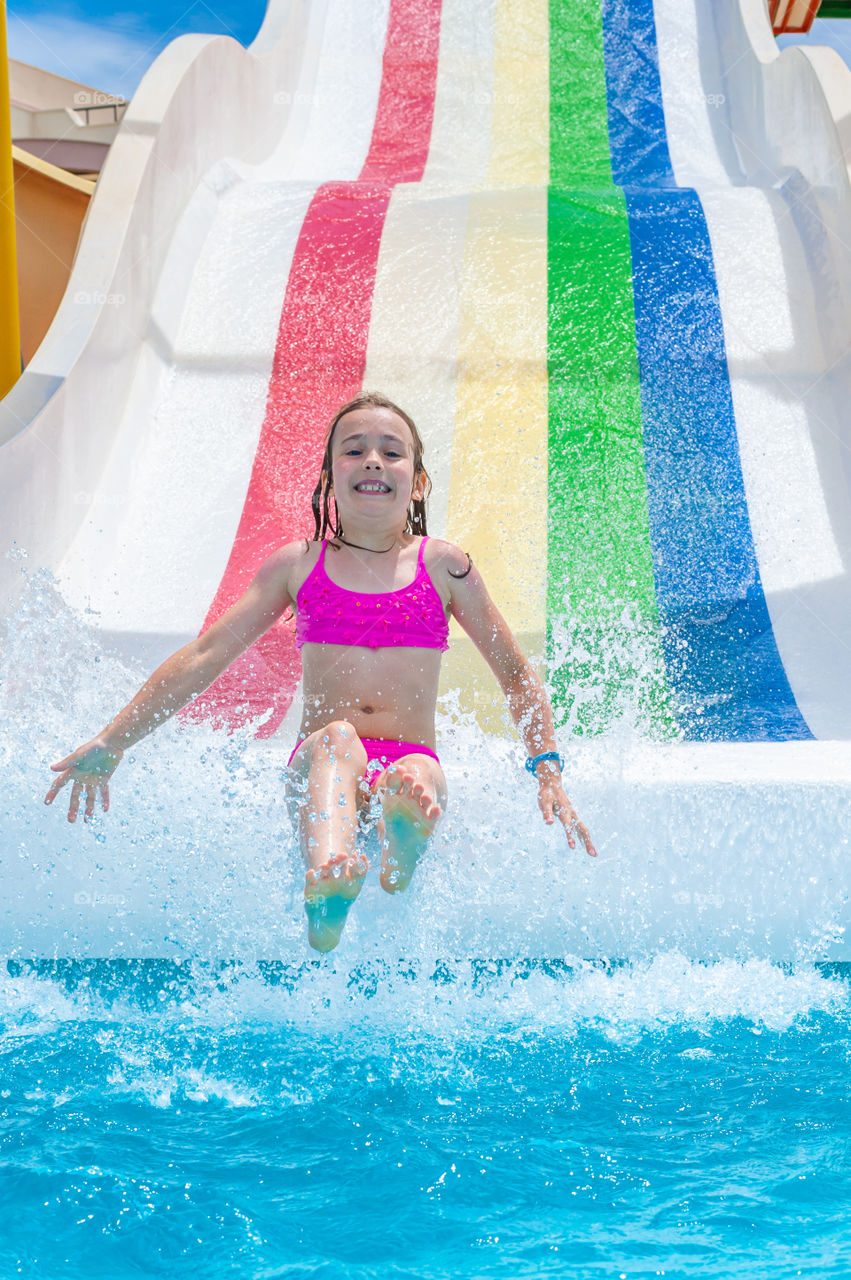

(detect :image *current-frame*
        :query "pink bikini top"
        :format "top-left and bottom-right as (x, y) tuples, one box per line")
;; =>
(295, 537), (450, 652)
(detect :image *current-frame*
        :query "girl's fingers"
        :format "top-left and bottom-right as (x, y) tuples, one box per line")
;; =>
(68, 781), (82, 823)
(550, 788), (578, 849)
(578, 823), (598, 858)
(559, 810), (576, 848)
(45, 768), (81, 804)
(539, 795), (556, 827)
(47, 749), (118, 817)
(44, 774), (67, 804)
(45, 768), (96, 805)
(562, 805), (597, 857)
(546, 792), (582, 850)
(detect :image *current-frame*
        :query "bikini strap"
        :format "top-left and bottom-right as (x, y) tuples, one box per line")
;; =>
(416, 536), (428, 571)
(298, 539), (329, 602)
(311, 539), (329, 583)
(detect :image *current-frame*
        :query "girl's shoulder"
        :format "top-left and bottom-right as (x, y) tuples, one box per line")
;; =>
(423, 537), (474, 584)
(262, 538), (321, 571)
(259, 538), (322, 600)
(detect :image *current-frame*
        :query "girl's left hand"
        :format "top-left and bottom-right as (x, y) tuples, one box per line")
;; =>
(537, 779), (597, 857)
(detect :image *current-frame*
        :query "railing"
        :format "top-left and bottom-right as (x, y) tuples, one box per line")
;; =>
(71, 101), (127, 125)
(770, 0), (851, 32)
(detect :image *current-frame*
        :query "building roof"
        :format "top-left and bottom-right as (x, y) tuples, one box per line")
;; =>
(9, 59), (122, 111)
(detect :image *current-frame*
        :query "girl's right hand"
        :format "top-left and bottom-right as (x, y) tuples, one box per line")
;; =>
(44, 738), (124, 823)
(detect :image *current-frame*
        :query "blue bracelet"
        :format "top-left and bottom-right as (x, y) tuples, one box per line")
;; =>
(525, 751), (564, 775)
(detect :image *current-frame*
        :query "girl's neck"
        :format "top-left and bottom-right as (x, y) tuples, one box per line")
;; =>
(333, 522), (411, 553)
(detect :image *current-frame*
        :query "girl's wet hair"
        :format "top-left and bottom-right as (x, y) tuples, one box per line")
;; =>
(311, 391), (432, 541)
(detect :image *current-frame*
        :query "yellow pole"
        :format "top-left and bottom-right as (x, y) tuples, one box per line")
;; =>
(0, 0), (20, 397)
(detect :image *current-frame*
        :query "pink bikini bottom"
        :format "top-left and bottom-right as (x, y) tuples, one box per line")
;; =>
(287, 735), (441, 788)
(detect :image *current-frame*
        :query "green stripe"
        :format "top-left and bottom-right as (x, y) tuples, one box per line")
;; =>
(550, 0), (612, 185)
(547, 0), (675, 737)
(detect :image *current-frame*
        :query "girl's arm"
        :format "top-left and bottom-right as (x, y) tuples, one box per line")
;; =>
(441, 545), (596, 857)
(45, 544), (303, 822)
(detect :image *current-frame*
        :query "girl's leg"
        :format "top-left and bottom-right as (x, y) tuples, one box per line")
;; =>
(285, 720), (370, 953)
(373, 753), (447, 894)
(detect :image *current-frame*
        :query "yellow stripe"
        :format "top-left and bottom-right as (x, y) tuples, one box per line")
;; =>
(488, 0), (549, 187)
(447, 187), (548, 633)
(441, 0), (549, 725)
(441, 186), (548, 724)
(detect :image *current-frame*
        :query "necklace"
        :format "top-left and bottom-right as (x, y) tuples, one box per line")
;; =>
(336, 535), (399, 554)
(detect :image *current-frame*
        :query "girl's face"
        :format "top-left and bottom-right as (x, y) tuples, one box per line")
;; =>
(330, 406), (424, 529)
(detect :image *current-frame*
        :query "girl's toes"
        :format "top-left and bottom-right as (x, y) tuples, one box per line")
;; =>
(350, 852), (369, 879)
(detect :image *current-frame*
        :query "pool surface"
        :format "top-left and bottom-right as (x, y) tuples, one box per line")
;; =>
(2, 956), (850, 1278)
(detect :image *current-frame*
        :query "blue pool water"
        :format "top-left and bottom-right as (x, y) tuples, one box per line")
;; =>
(2, 956), (851, 1278)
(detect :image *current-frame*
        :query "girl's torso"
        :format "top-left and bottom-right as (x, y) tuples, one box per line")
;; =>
(291, 537), (449, 746)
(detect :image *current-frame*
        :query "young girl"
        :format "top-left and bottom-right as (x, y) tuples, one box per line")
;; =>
(45, 392), (596, 952)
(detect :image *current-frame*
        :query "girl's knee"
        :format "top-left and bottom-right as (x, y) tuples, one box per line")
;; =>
(317, 720), (367, 769)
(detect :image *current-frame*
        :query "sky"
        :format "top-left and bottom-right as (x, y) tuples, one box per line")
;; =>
(776, 15), (851, 64)
(6, 0), (268, 99)
(7, 3), (851, 104)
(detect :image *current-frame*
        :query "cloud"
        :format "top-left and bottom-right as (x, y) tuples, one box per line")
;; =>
(7, 8), (162, 98)
(6, 0), (260, 100)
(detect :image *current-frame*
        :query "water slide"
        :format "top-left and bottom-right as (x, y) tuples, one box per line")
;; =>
(1, 0), (850, 962)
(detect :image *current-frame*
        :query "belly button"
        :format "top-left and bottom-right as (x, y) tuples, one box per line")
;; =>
(361, 705), (374, 715)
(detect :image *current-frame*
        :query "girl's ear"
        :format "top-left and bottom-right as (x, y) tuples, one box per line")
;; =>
(412, 470), (426, 501)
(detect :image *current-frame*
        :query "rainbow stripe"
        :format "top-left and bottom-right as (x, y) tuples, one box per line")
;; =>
(190, 0), (813, 744)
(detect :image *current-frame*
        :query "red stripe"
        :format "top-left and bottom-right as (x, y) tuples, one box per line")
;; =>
(362, 0), (444, 182)
(183, 0), (442, 736)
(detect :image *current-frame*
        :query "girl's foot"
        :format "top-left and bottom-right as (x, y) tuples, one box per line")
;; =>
(378, 767), (442, 893)
(304, 852), (368, 952)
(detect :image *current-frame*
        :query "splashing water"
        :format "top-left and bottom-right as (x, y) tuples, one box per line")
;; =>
(3, 566), (851, 1275)
(3, 563), (848, 967)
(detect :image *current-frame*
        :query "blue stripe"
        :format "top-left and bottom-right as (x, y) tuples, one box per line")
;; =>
(599, 0), (812, 741)
(601, 0), (674, 188)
